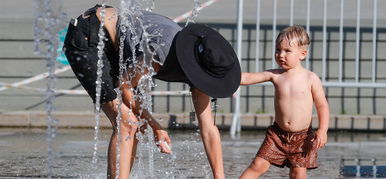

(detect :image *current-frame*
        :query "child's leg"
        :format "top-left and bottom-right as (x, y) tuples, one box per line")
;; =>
(191, 88), (225, 179)
(289, 167), (307, 179)
(102, 99), (139, 179)
(240, 157), (270, 179)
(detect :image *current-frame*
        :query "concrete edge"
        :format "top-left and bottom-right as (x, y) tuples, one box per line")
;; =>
(0, 111), (385, 131)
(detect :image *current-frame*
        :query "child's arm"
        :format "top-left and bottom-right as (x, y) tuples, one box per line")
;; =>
(240, 70), (274, 85)
(141, 109), (172, 153)
(121, 84), (172, 154)
(311, 73), (330, 149)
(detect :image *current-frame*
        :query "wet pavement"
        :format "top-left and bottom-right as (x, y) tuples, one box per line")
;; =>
(1, 128), (386, 178)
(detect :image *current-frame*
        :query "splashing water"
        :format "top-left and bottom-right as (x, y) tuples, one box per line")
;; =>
(33, 0), (66, 178)
(110, 0), (160, 177)
(148, 129), (155, 178)
(92, 2), (107, 175)
(185, 0), (201, 26)
(92, 0), (205, 177)
(135, 0), (155, 12)
(92, 1), (159, 176)
(115, 0), (206, 177)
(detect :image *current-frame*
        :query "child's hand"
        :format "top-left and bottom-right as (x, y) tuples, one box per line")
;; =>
(312, 129), (328, 149)
(154, 129), (172, 154)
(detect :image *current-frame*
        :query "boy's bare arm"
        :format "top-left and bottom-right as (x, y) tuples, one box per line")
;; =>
(240, 71), (274, 85)
(311, 73), (330, 149)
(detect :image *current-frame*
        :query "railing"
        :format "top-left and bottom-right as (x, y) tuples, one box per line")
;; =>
(1, 23), (386, 114)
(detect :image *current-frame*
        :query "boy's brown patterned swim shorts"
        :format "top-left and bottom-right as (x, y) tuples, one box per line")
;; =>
(256, 123), (318, 169)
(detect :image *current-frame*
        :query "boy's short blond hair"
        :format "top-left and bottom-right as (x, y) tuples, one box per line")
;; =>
(276, 25), (310, 48)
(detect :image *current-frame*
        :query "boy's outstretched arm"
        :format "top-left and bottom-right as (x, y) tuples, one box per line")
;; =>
(311, 73), (330, 149)
(240, 71), (273, 85)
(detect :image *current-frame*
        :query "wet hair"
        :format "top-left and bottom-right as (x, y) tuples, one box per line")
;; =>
(276, 25), (310, 48)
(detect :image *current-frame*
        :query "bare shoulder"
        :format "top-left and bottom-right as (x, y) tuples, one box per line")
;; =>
(267, 68), (285, 75)
(307, 71), (321, 82)
(95, 7), (118, 23)
(266, 69), (284, 74)
(265, 69), (285, 81)
(306, 70), (324, 91)
(95, 7), (119, 47)
(301, 69), (318, 81)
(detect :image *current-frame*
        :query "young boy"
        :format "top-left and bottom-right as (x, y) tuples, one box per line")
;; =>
(239, 25), (329, 179)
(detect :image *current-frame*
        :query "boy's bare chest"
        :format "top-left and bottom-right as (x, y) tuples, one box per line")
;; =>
(274, 75), (311, 98)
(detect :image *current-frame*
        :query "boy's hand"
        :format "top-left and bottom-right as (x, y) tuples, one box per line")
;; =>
(312, 129), (328, 149)
(154, 129), (172, 154)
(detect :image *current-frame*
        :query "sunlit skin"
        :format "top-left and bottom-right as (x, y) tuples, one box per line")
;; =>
(240, 39), (330, 179)
(97, 7), (225, 179)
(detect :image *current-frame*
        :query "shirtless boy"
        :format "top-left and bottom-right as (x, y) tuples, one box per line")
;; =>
(239, 25), (330, 179)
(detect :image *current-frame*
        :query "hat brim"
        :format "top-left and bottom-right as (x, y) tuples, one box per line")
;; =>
(175, 25), (241, 98)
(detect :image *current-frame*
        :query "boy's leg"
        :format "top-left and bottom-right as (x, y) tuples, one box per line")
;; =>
(289, 167), (307, 179)
(240, 156), (270, 179)
(102, 99), (139, 179)
(191, 88), (225, 179)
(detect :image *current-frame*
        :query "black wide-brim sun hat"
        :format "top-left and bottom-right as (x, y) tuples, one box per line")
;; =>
(175, 24), (241, 98)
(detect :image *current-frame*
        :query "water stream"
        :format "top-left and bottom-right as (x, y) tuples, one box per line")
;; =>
(185, 0), (201, 26)
(99, 0), (205, 177)
(33, 0), (66, 177)
(92, 2), (107, 176)
(113, 1), (206, 178)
